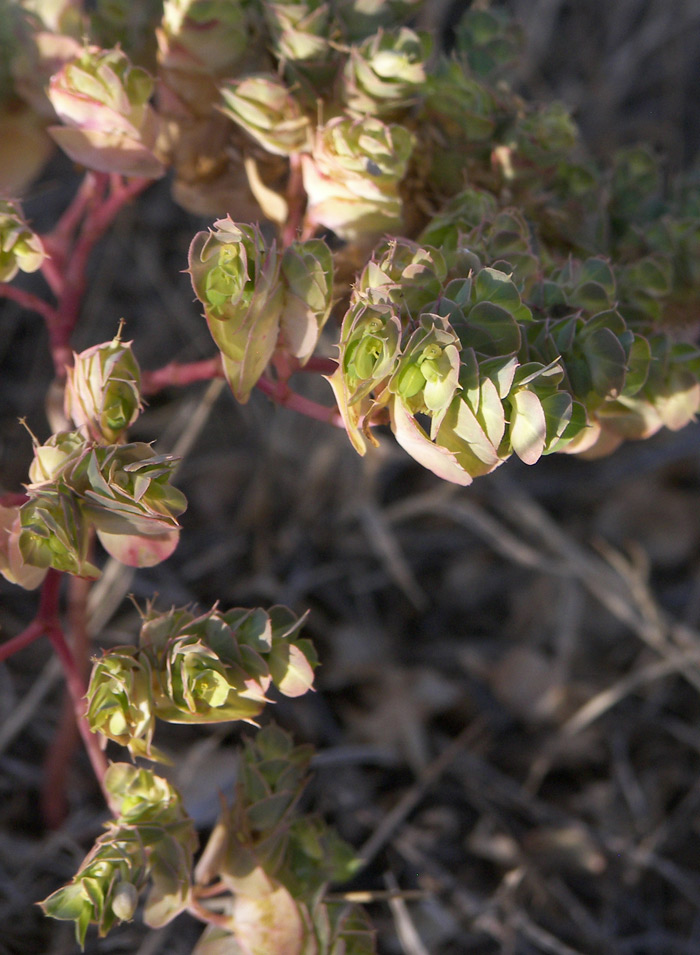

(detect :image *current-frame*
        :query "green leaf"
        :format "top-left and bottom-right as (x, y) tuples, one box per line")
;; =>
(581, 325), (627, 398)
(622, 335), (651, 397)
(458, 301), (521, 355)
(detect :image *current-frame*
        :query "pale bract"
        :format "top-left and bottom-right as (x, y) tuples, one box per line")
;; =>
(302, 116), (414, 241)
(48, 46), (165, 177)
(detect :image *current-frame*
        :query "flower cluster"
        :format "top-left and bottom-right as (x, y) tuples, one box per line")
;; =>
(0, 337), (185, 588)
(41, 763), (197, 946)
(86, 603), (317, 757)
(188, 217), (333, 399)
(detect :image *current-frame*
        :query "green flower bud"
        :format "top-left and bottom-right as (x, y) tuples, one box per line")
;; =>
(342, 27), (431, 119)
(110, 882), (138, 922)
(27, 430), (86, 487)
(87, 647), (158, 758)
(65, 334), (142, 443)
(48, 45), (165, 178)
(0, 200), (46, 282)
(302, 116), (415, 241)
(279, 237), (334, 362)
(389, 316), (460, 434)
(341, 299), (402, 398)
(188, 217), (284, 402)
(219, 74), (312, 156)
(262, 0), (331, 63)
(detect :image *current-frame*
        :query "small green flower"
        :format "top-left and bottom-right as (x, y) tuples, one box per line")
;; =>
(0, 200), (46, 282)
(188, 217), (284, 402)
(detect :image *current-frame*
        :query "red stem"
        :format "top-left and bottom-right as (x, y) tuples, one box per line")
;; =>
(256, 374), (343, 425)
(0, 619), (44, 664)
(44, 620), (116, 815)
(141, 356), (225, 394)
(42, 573), (92, 828)
(0, 283), (59, 325)
(38, 566), (62, 620)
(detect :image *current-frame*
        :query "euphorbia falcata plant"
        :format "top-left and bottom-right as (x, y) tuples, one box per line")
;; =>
(0, 0), (699, 951)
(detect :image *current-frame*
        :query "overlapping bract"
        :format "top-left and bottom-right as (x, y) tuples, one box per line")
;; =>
(64, 335), (142, 444)
(87, 603), (318, 757)
(40, 763), (197, 946)
(20, 435), (186, 574)
(193, 723), (374, 955)
(47, 45), (165, 177)
(302, 116), (414, 241)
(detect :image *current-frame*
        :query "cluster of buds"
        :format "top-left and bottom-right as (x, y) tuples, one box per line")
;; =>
(330, 233), (602, 484)
(194, 723), (373, 955)
(47, 45), (165, 178)
(262, 0), (332, 66)
(20, 435), (186, 574)
(302, 116), (414, 241)
(188, 217), (333, 399)
(219, 74), (313, 157)
(86, 604), (317, 757)
(40, 763), (197, 946)
(342, 26), (431, 118)
(0, 337), (186, 588)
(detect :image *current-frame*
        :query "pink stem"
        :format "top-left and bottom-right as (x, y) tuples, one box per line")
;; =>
(256, 374), (343, 426)
(298, 356), (338, 376)
(44, 620), (116, 815)
(0, 619), (44, 664)
(141, 356), (225, 394)
(39, 255), (65, 300)
(49, 174), (152, 374)
(42, 573), (92, 828)
(0, 283), (59, 325)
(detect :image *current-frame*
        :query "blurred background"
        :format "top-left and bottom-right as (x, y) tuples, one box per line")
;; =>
(2, 1), (700, 953)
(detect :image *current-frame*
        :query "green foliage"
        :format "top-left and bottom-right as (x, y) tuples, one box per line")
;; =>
(192, 724), (373, 954)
